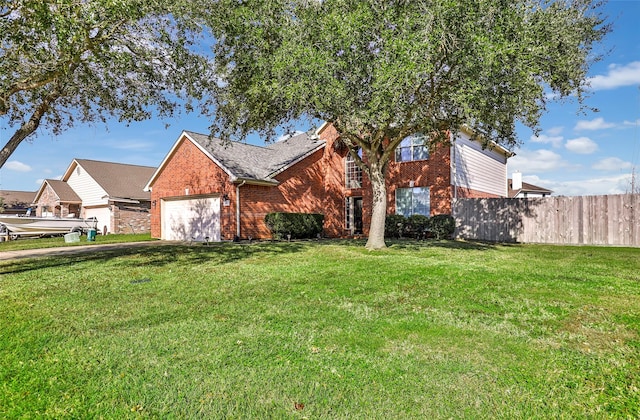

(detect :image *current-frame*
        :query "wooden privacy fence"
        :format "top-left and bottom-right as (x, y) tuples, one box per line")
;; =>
(453, 194), (640, 247)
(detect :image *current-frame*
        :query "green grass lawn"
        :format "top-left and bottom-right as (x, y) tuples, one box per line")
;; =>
(1, 240), (638, 418)
(0, 233), (154, 252)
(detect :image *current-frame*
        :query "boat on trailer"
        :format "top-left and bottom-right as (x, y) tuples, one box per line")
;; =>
(0, 215), (98, 239)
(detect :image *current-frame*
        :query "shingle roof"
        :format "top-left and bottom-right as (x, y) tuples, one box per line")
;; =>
(44, 179), (81, 203)
(508, 179), (553, 198)
(185, 131), (325, 182)
(0, 190), (36, 208)
(73, 159), (156, 200)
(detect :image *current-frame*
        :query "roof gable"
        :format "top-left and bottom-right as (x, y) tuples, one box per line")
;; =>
(34, 179), (82, 203)
(146, 130), (326, 190)
(64, 159), (155, 200)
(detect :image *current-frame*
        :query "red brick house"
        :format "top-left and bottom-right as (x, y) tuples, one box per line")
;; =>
(145, 123), (511, 241)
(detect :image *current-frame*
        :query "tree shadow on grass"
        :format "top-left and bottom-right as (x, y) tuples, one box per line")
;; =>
(0, 241), (309, 275)
(387, 238), (503, 251)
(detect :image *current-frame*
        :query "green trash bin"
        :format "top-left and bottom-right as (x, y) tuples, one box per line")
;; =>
(87, 229), (96, 242)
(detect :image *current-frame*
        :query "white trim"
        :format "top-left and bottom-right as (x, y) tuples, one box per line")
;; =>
(458, 125), (514, 158)
(315, 121), (331, 136)
(61, 159), (81, 182)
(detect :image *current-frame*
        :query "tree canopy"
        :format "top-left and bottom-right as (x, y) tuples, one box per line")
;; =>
(206, 0), (609, 249)
(0, 0), (213, 168)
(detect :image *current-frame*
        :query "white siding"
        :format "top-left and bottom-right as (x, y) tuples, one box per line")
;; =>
(452, 133), (507, 197)
(66, 163), (109, 206)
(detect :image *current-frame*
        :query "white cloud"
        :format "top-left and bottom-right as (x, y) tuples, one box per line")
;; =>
(587, 61), (640, 90)
(530, 133), (564, 148)
(5, 161), (32, 172)
(546, 126), (564, 136)
(574, 117), (615, 131)
(565, 137), (598, 154)
(36, 174), (62, 185)
(106, 138), (155, 151)
(592, 157), (634, 171)
(623, 119), (640, 127)
(508, 149), (572, 173)
(522, 174), (634, 196)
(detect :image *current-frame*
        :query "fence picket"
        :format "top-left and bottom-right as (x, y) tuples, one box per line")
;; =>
(454, 194), (640, 247)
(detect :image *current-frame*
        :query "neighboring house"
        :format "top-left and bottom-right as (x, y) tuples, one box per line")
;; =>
(33, 159), (155, 234)
(0, 190), (35, 216)
(508, 172), (553, 198)
(33, 180), (82, 218)
(145, 123), (512, 241)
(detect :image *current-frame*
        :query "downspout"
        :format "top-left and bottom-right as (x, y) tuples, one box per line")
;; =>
(450, 132), (457, 220)
(235, 180), (246, 239)
(451, 132), (457, 201)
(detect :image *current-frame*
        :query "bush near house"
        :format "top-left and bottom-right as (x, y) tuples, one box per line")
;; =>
(430, 214), (456, 239)
(405, 215), (430, 239)
(385, 214), (456, 239)
(265, 212), (324, 240)
(384, 214), (406, 238)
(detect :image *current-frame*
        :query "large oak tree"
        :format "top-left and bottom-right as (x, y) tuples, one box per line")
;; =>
(0, 0), (213, 168)
(206, 0), (609, 249)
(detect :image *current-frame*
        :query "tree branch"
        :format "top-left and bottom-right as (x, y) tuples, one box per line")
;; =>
(0, 80), (65, 168)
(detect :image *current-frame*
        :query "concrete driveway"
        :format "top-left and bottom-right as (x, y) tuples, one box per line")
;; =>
(0, 241), (173, 261)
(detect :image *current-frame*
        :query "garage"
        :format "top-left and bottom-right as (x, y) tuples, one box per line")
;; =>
(161, 196), (221, 241)
(84, 207), (112, 234)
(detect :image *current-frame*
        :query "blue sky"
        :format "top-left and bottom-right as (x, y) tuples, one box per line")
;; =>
(1, 1), (639, 196)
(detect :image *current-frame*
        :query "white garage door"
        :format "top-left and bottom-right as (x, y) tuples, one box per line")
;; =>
(162, 196), (221, 242)
(84, 207), (111, 234)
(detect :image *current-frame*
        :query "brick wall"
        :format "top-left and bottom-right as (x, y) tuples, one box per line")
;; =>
(34, 184), (58, 217)
(112, 202), (151, 234)
(149, 136), (236, 239)
(318, 125), (349, 237)
(240, 149), (326, 239)
(454, 186), (503, 199)
(318, 124), (456, 236)
(386, 145), (453, 216)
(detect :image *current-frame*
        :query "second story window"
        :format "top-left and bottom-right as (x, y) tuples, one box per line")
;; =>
(345, 151), (363, 189)
(395, 134), (429, 162)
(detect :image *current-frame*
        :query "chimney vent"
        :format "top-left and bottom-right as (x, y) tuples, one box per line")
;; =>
(512, 172), (522, 190)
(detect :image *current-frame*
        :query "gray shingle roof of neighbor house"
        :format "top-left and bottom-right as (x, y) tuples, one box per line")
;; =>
(35, 179), (82, 203)
(507, 179), (553, 198)
(181, 130), (325, 182)
(0, 190), (36, 209)
(65, 159), (156, 200)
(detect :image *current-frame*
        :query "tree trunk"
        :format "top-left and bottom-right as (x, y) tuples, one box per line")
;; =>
(0, 126), (35, 169)
(365, 161), (388, 250)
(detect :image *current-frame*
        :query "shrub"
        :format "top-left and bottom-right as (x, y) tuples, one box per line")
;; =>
(265, 212), (324, 240)
(405, 215), (430, 239)
(385, 214), (406, 238)
(429, 214), (455, 239)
